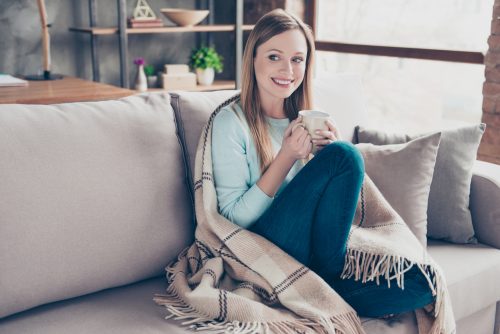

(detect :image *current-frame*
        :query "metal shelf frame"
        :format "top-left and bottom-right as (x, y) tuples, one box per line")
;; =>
(82, 0), (244, 89)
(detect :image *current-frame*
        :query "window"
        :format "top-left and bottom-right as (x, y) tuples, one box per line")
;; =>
(313, 0), (491, 133)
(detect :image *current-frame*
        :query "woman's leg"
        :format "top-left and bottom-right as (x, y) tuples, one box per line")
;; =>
(249, 142), (364, 275)
(332, 266), (435, 318)
(249, 142), (433, 317)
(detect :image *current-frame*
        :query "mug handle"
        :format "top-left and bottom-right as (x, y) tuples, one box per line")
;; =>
(291, 122), (306, 134)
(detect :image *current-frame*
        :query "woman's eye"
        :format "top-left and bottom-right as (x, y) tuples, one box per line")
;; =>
(292, 57), (304, 63)
(268, 55), (279, 61)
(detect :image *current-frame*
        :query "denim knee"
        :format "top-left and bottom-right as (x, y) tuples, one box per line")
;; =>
(316, 141), (365, 177)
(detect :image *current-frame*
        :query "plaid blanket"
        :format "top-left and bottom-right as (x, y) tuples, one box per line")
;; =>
(154, 95), (455, 334)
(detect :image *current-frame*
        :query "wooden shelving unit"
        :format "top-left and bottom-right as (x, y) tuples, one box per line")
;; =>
(69, 0), (248, 90)
(148, 80), (235, 93)
(70, 24), (255, 35)
(69, 27), (118, 35)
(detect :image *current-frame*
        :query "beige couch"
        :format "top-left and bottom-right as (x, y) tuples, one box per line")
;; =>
(1, 74), (499, 334)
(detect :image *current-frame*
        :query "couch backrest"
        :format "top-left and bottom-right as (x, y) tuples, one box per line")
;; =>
(0, 93), (193, 318)
(170, 90), (238, 193)
(172, 73), (367, 193)
(0, 74), (366, 319)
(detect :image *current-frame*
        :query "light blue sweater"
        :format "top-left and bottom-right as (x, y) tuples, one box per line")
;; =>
(211, 102), (304, 228)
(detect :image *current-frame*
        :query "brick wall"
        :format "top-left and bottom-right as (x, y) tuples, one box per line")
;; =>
(481, 1), (500, 164)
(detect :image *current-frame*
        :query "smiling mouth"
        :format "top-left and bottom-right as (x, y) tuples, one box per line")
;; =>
(272, 78), (294, 86)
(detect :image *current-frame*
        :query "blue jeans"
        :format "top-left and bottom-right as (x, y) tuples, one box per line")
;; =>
(249, 142), (434, 317)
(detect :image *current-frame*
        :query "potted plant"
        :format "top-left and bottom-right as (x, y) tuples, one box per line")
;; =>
(189, 46), (223, 86)
(144, 64), (157, 88)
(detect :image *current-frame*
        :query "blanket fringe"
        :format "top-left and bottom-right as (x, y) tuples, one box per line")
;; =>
(159, 245), (448, 333)
(165, 246), (190, 283)
(155, 286), (365, 333)
(341, 248), (449, 333)
(341, 248), (437, 293)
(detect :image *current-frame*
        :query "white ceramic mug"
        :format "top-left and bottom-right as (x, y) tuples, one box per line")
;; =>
(293, 110), (331, 154)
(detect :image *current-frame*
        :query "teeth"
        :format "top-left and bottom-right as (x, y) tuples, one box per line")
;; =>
(273, 78), (292, 85)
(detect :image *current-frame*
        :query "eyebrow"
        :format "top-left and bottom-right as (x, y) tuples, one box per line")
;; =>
(265, 48), (305, 55)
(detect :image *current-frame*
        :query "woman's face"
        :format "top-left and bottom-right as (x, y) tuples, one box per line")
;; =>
(254, 29), (308, 103)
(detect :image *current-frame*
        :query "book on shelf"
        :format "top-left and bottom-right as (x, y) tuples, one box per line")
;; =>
(127, 18), (163, 28)
(0, 74), (28, 87)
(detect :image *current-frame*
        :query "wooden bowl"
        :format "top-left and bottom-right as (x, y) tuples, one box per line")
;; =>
(160, 8), (209, 27)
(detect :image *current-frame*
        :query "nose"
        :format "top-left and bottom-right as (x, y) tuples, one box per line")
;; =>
(279, 60), (293, 76)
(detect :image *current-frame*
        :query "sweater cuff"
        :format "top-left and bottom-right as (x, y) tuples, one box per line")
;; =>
(244, 184), (274, 220)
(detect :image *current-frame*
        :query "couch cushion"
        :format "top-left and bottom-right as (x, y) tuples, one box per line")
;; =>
(356, 133), (441, 246)
(0, 93), (193, 318)
(0, 277), (189, 334)
(170, 90), (239, 190)
(456, 304), (496, 334)
(427, 240), (500, 321)
(356, 124), (486, 244)
(0, 275), (417, 334)
(4, 240), (498, 333)
(361, 313), (418, 334)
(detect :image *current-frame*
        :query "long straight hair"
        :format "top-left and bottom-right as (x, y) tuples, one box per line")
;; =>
(241, 9), (315, 173)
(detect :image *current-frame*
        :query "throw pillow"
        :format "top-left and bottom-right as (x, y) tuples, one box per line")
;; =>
(0, 93), (193, 318)
(356, 124), (486, 244)
(356, 132), (442, 246)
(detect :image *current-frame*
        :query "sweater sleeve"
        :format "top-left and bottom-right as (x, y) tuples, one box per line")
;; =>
(211, 107), (273, 228)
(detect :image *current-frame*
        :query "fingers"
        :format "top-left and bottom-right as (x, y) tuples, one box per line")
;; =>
(298, 133), (312, 158)
(325, 119), (342, 140)
(313, 138), (334, 146)
(299, 131), (311, 147)
(325, 119), (336, 131)
(314, 129), (337, 141)
(284, 119), (296, 137)
(291, 124), (307, 140)
(315, 120), (338, 141)
(291, 127), (311, 158)
(313, 121), (336, 151)
(304, 139), (312, 158)
(297, 128), (309, 145)
(285, 116), (303, 137)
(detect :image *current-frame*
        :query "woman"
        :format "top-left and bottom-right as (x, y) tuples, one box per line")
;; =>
(211, 8), (434, 318)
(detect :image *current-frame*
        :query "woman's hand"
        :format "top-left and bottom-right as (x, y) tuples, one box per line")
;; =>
(280, 116), (312, 161)
(312, 119), (341, 152)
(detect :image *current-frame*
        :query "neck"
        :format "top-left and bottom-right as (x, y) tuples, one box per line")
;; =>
(259, 92), (286, 119)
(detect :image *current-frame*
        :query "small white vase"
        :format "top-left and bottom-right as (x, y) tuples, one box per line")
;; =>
(135, 64), (148, 92)
(196, 67), (215, 86)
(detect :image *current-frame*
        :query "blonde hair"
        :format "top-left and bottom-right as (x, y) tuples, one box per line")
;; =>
(241, 9), (315, 173)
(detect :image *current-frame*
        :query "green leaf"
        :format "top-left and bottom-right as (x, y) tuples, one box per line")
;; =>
(143, 64), (155, 76)
(188, 46), (224, 73)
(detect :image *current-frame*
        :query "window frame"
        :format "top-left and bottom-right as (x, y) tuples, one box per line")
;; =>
(304, 0), (485, 65)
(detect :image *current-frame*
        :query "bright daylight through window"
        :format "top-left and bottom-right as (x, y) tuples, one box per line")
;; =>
(315, 0), (492, 133)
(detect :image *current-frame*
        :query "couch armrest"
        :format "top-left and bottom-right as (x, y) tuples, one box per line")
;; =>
(470, 160), (500, 249)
